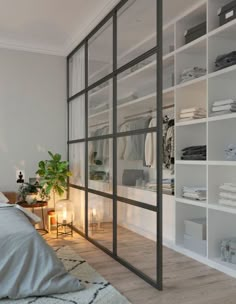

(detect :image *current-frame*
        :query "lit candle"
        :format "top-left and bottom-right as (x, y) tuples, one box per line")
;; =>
(62, 207), (67, 223)
(92, 208), (96, 216)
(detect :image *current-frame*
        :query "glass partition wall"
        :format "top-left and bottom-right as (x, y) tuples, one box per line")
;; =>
(67, 0), (163, 289)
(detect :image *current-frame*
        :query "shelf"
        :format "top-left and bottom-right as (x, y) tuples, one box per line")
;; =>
(208, 113), (236, 122)
(208, 64), (236, 80)
(89, 91), (174, 121)
(208, 203), (236, 215)
(176, 160), (207, 166)
(90, 60), (156, 100)
(211, 258), (236, 275)
(208, 161), (236, 166)
(176, 34), (206, 55)
(175, 75), (207, 90)
(89, 109), (109, 120)
(163, 51), (175, 62)
(117, 94), (159, 119)
(176, 118), (207, 127)
(163, 87), (174, 95)
(175, 244), (207, 259)
(176, 197), (206, 208)
(208, 18), (236, 39)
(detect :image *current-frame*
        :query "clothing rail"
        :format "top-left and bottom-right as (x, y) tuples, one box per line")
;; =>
(89, 103), (174, 128)
(89, 121), (109, 128)
(125, 103), (174, 120)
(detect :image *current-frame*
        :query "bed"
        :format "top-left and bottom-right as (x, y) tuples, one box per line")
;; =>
(0, 192), (82, 300)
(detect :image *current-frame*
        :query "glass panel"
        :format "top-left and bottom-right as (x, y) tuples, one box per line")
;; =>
(117, 132), (157, 205)
(117, 201), (157, 280)
(88, 19), (113, 85)
(117, 55), (156, 130)
(70, 187), (85, 233)
(88, 139), (112, 194)
(69, 46), (85, 97)
(88, 193), (113, 251)
(88, 79), (112, 137)
(69, 143), (85, 187)
(69, 95), (85, 140)
(117, 0), (156, 67)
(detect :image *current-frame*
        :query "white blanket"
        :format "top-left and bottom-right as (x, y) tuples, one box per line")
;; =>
(0, 206), (83, 299)
(0, 203), (41, 224)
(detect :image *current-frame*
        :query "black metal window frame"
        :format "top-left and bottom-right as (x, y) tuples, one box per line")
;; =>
(67, 0), (163, 290)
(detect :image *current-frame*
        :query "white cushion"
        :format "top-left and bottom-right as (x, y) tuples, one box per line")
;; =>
(0, 192), (9, 204)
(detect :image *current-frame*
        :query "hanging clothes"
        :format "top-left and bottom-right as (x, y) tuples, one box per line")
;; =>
(145, 118), (156, 168)
(89, 126), (109, 165)
(164, 119), (175, 172)
(118, 116), (151, 161)
(145, 117), (175, 170)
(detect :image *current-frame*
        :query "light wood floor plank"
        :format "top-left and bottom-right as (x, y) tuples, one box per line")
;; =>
(45, 225), (236, 304)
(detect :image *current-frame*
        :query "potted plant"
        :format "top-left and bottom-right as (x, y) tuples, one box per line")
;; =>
(18, 183), (39, 204)
(36, 151), (72, 210)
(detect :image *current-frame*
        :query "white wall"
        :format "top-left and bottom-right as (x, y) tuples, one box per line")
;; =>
(0, 48), (66, 191)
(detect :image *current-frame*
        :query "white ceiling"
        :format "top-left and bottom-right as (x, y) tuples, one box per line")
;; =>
(0, 0), (198, 57)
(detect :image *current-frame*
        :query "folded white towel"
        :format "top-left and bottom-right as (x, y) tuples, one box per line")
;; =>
(180, 107), (206, 114)
(223, 183), (236, 187)
(213, 99), (235, 107)
(180, 112), (206, 119)
(219, 198), (236, 207)
(183, 192), (206, 201)
(220, 184), (236, 193)
(220, 192), (236, 201)
(183, 186), (207, 193)
(212, 105), (232, 112)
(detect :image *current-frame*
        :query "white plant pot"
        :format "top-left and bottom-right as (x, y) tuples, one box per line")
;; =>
(26, 194), (37, 204)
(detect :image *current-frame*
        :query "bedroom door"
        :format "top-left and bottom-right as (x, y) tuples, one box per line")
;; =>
(67, 0), (163, 290)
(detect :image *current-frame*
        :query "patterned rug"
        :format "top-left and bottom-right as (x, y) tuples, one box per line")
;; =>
(0, 246), (131, 304)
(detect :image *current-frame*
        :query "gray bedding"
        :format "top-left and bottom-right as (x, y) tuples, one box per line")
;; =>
(0, 205), (82, 299)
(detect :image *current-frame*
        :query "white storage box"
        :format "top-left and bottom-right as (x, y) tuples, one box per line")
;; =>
(184, 218), (206, 240)
(184, 234), (207, 256)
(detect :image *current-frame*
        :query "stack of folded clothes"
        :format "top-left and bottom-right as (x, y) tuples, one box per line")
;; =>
(211, 99), (236, 116)
(179, 107), (206, 121)
(215, 51), (236, 71)
(182, 186), (207, 201)
(181, 145), (207, 161)
(162, 178), (174, 195)
(219, 183), (236, 207)
(145, 178), (175, 195)
(145, 181), (157, 191)
(180, 67), (206, 84)
(225, 144), (236, 161)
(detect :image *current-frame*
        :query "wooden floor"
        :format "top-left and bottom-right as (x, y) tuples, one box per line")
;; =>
(46, 225), (236, 304)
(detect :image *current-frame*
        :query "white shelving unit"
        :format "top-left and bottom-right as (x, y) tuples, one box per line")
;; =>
(170, 0), (236, 278)
(87, 0), (236, 279)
